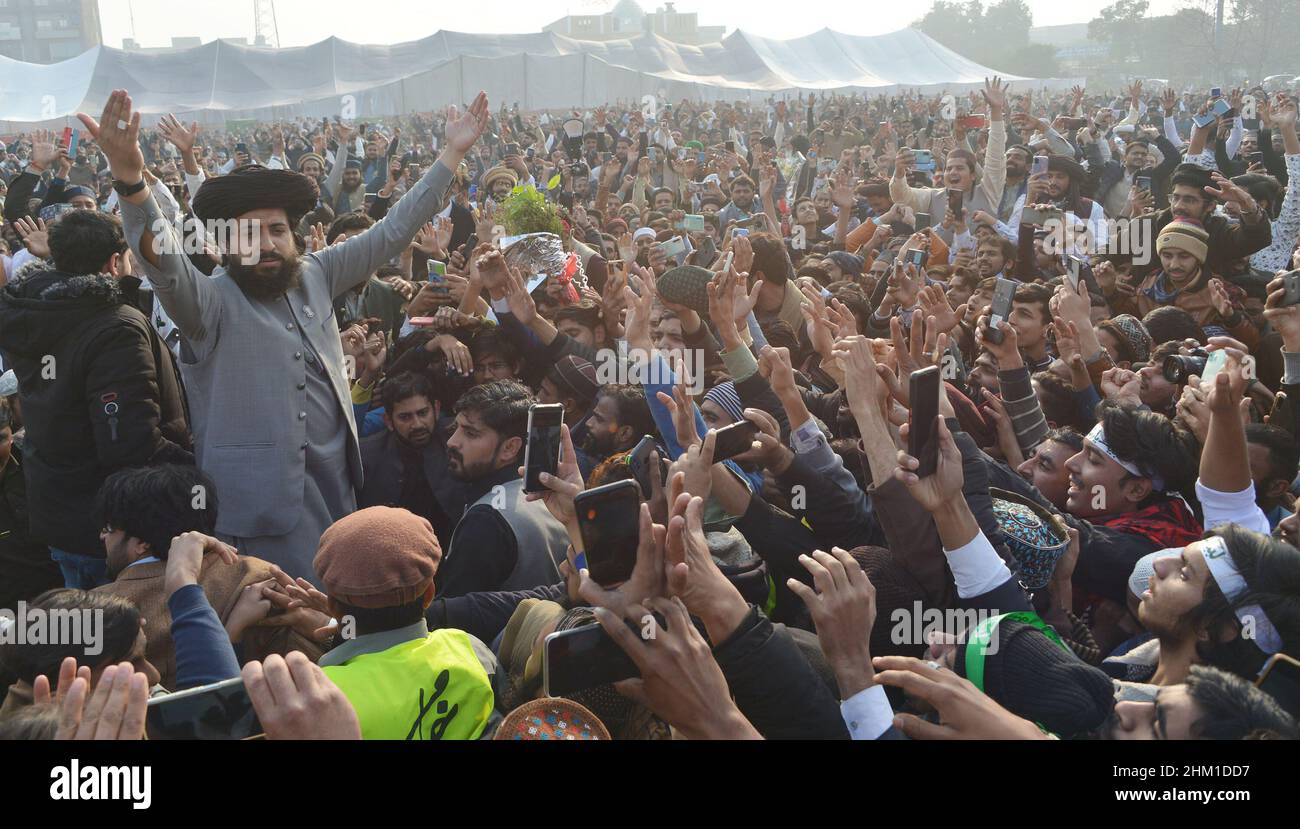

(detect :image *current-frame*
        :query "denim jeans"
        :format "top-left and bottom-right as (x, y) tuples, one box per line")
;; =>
(48, 547), (109, 590)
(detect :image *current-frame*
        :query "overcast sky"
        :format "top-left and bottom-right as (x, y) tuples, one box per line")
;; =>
(101, 0), (1188, 48)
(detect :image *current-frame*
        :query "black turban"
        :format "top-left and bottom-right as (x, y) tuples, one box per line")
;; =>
(1046, 154), (1086, 183)
(191, 164), (319, 227)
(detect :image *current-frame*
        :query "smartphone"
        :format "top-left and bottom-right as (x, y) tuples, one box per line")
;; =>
(1255, 653), (1300, 712)
(574, 479), (642, 586)
(63, 127), (80, 156)
(1199, 349), (1229, 389)
(428, 259), (447, 282)
(504, 142), (521, 157)
(914, 212), (931, 231)
(986, 277), (1016, 345)
(409, 316), (436, 327)
(906, 247), (928, 270)
(145, 677), (262, 740)
(1210, 86), (1223, 99)
(725, 140), (735, 153)
(680, 213), (705, 232)
(542, 620), (641, 697)
(235, 142), (249, 155)
(658, 235), (688, 260)
(1246, 151), (1264, 166)
(1281, 270), (1300, 307)
(648, 146), (659, 164)
(947, 187), (964, 220)
(523, 403), (565, 494)
(695, 234), (718, 268)
(913, 149), (935, 172)
(733, 228), (750, 238)
(719, 250), (735, 273)
(1194, 98), (1233, 129)
(696, 152), (707, 165)
(627, 435), (662, 499)
(468, 184), (478, 201)
(908, 366), (941, 478)
(1030, 155), (1049, 177)
(710, 419), (760, 463)
(1134, 175), (1152, 192)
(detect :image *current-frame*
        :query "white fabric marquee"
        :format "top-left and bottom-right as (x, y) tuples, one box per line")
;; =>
(0, 27), (1076, 127)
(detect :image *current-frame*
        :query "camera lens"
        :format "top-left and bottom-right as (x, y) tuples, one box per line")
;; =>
(1163, 354), (1207, 384)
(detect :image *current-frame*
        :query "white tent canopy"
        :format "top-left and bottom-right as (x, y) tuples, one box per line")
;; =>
(0, 27), (1076, 126)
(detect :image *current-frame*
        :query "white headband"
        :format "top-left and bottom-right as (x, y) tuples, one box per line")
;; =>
(1202, 535), (1283, 655)
(1086, 423), (1165, 492)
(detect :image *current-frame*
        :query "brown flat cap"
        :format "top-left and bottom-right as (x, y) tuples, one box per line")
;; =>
(313, 506), (440, 608)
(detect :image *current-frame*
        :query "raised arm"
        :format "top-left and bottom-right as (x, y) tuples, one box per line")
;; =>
(79, 91), (222, 347)
(312, 94), (489, 300)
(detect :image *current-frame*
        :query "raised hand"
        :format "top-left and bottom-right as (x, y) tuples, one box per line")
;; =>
(893, 415), (964, 513)
(14, 216), (50, 259)
(445, 92), (490, 154)
(522, 422), (585, 529)
(77, 90), (145, 185)
(786, 548), (877, 697)
(158, 114), (198, 156)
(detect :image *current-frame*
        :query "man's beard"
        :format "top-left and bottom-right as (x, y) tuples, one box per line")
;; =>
(228, 252), (302, 301)
(446, 446), (493, 482)
(582, 429), (616, 459)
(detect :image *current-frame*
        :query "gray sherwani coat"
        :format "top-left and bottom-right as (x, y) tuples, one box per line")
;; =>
(120, 161), (456, 579)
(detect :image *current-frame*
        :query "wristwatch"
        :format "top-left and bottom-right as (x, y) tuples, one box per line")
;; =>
(112, 178), (146, 197)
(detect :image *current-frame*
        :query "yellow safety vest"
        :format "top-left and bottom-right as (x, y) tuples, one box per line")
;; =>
(323, 629), (494, 740)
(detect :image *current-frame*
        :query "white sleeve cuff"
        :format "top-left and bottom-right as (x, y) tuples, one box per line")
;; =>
(490, 296), (511, 314)
(944, 530), (1013, 599)
(841, 685), (894, 740)
(1195, 479), (1272, 536)
(790, 418), (824, 454)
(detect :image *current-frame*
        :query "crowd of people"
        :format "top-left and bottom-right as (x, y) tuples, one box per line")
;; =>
(0, 73), (1298, 741)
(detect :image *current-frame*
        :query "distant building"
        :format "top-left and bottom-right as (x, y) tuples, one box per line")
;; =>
(544, 0), (725, 45)
(122, 36), (207, 52)
(0, 0), (102, 63)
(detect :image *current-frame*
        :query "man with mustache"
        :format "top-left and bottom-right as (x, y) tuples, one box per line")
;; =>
(437, 380), (569, 598)
(81, 88), (489, 580)
(358, 372), (465, 551)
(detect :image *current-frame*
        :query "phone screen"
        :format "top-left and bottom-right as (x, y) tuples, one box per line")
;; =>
(543, 622), (640, 697)
(575, 479), (641, 586)
(1200, 349), (1229, 390)
(523, 404), (565, 494)
(986, 277), (1016, 344)
(914, 212), (931, 231)
(947, 188), (964, 220)
(710, 420), (759, 463)
(146, 677), (262, 740)
(908, 366), (941, 478)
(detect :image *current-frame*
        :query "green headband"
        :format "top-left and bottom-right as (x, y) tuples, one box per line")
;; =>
(963, 611), (1067, 694)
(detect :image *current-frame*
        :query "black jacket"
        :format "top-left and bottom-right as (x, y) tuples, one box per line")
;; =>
(0, 443), (63, 609)
(0, 266), (192, 556)
(358, 423), (467, 548)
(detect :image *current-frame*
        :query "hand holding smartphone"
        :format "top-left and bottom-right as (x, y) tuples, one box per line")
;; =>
(985, 277), (1016, 345)
(574, 479), (641, 587)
